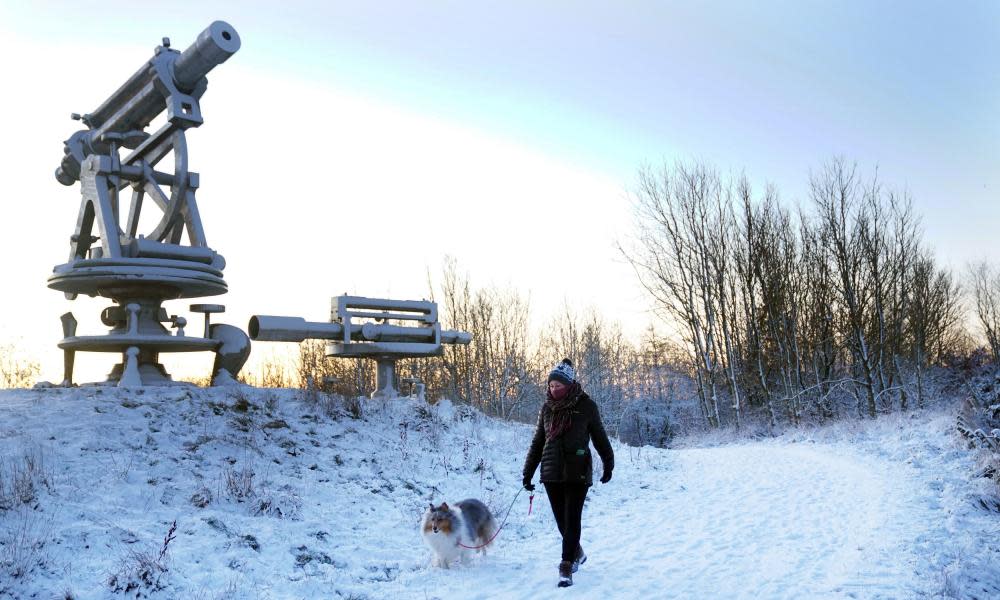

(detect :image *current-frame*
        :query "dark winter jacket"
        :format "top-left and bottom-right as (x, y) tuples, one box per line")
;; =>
(522, 391), (614, 486)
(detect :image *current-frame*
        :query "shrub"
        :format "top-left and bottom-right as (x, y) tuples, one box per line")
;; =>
(0, 507), (51, 582)
(0, 344), (39, 389)
(107, 520), (177, 593)
(224, 465), (256, 502)
(0, 447), (51, 511)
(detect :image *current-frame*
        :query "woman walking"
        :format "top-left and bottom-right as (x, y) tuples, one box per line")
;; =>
(522, 358), (614, 588)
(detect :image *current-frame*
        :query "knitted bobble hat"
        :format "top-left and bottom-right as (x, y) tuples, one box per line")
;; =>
(548, 358), (576, 385)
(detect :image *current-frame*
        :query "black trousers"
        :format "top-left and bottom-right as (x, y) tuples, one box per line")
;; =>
(543, 482), (589, 562)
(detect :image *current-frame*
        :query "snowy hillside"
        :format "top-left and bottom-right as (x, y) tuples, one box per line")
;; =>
(1, 386), (998, 599)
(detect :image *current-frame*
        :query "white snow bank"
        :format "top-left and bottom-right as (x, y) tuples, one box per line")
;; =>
(0, 387), (997, 599)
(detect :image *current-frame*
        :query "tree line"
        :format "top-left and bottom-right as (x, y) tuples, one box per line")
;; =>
(622, 158), (1000, 430)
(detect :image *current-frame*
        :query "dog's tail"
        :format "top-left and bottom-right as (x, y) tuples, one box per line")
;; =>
(480, 513), (499, 546)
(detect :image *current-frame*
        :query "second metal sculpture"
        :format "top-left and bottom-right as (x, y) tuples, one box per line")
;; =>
(250, 296), (472, 399)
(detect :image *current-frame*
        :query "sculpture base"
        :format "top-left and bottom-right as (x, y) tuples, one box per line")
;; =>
(48, 258), (246, 387)
(105, 361), (185, 386)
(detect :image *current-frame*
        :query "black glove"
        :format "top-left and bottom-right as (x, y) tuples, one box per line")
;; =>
(600, 469), (612, 484)
(522, 476), (535, 491)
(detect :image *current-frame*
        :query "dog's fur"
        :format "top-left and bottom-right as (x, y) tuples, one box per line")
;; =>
(421, 499), (498, 568)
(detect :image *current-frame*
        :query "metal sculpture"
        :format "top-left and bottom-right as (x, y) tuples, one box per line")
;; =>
(250, 296), (472, 399)
(49, 21), (250, 387)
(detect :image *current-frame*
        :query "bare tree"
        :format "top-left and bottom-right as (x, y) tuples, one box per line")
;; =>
(970, 261), (1000, 366)
(622, 162), (727, 427)
(432, 257), (537, 418)
(910, 253), (962, 405)
(811, 159), (880, 417)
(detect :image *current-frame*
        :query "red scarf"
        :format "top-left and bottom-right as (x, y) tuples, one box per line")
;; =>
(545, 382), (581, 441)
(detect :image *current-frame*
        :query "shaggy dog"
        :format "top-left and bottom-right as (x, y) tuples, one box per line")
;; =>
(421, 499), (498, 568)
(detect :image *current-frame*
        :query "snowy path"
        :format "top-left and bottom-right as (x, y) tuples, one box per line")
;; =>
(584, 446), (918, 598)
(406, 443), (930, 599)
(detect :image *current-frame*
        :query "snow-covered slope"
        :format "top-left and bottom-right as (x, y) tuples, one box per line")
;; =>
(0, 386), (997, 599)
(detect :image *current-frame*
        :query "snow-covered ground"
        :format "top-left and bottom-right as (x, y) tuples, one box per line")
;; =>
(1, 386), (998, 599)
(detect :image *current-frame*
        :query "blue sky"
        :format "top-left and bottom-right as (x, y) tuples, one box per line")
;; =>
(232, 1), (1000, 201)
(11, 2), (997, 183)
(1, 1), (998, 380)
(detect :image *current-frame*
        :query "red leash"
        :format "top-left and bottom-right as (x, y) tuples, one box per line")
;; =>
(457, 490), (533, 550)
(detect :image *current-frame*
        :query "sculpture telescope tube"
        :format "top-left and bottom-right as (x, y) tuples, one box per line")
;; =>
(249, 316), (473, 345)
(172, 21), (242, 91)
(55, 21), (241, 186)
(249, 316), (347, 343)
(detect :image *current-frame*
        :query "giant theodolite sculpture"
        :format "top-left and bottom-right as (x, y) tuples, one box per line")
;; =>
(250, 296), (472, 399)
(49, 21), (250, 386)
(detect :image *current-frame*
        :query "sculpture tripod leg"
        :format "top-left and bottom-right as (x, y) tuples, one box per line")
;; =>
(60, 312), (77, 386)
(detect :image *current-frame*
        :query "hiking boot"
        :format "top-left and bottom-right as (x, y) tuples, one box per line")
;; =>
(558, 560), (573, 587)
(572, 545), (586, 573)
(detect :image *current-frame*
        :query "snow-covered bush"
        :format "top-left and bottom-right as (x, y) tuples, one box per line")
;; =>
(618, 396), (674, 448)
(0, 446), (51, 511)
(224, 464), (256, 502)
(107, 520), (177, 594)
(957, 368), (1000, 505)
(299, 387), (363, 421)
(222, 457), (302, 519)
(0, 506), (51, 584)
(0, 445), (54, 587)
(250, 483), (302, 519)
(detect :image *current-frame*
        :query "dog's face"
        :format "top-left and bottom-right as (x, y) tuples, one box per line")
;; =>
(423, 502), (455, 535)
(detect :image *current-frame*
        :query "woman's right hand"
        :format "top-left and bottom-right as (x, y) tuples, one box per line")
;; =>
(522, 476), (535, 491)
